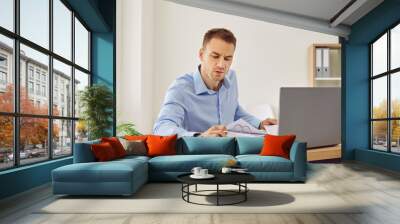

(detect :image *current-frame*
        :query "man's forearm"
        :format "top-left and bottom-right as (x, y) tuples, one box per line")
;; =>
(153, 121), (196, 137)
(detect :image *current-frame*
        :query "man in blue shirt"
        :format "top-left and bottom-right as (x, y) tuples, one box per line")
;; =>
(153, 28), (277, 137)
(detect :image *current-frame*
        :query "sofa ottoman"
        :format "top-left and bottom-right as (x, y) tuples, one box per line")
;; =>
(52, 156), (148, 196)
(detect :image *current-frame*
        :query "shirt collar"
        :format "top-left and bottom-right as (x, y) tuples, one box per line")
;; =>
(194, 65), (231, 95)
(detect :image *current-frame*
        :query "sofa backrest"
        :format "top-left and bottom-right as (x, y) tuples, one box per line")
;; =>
(235, 137), (264, 155)
(73, 139), (100, 163)
(177, 137), (236, 155)
(74, 136), (269, 162)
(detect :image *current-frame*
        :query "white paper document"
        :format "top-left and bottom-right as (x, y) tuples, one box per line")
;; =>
(226, 119), (278, 137)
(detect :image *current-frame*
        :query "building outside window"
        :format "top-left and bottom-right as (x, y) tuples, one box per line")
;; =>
(41, 73), (46, 83)
(28, 66), (34, 79)
(42, 85), (46, 97)
(0, 54), (7, 88)
(0, 71), (6, 84)
(28, 81), (34, 94)
(35, 83), (40, 95)
(0, 54), (7, 67)
(35, 70), (40, 81)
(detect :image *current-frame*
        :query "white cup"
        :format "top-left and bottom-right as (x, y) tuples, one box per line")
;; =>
(200, 169), (208, 176)
(191, 167), (202, 176)
(221, 167), (232, 174)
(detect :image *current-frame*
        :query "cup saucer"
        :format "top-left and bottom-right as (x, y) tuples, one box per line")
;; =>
(190, 174), (215, 179)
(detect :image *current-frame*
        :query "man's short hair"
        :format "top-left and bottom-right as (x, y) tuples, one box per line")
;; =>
(202, 28), (236, 48)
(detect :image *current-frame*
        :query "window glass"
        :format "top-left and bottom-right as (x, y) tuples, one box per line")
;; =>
(74, 18), (89, 69)
(372, 121), (388, 151)
(391, 120), (400, 153)
(20, 0), (49, 49)
(372, 34), (387, 76)
(53, 119), (72, 157)
(74, 69), (89, 118)
(391, 24), (400, 70)
(0, 116), (14, 170)
(0, 34), (14, 113)
(0, 0), (14, 31)
(53, 59), (72, 117)
(75, 120), (88, 143)
(20, 117), (49, 165)
(53, 0), (72, 60)
(20, 44), (49, 115)
(391, 72), (400, 118)
(372, 77), (387, 119)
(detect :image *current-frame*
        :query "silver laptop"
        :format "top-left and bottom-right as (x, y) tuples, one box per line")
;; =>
(278, 87), (341, 148)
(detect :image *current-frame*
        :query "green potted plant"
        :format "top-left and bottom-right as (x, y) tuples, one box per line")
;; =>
(117, 122), (142, 137)
(79, 84), (113, 140)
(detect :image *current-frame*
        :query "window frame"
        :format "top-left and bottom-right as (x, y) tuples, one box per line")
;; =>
(370, 20), (400, 154)
(0, 0), (92, 171)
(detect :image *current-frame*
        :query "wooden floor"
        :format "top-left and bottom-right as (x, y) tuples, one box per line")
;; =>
(1, 162), (400, 224)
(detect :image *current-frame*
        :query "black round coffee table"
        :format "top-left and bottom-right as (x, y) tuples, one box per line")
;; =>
(177, 173), (255, 206)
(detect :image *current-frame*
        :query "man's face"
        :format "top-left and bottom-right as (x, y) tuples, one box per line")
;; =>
(199, 38), (235, 82)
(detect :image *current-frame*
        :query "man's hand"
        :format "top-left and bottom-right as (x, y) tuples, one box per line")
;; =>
(200, 125), (227, 137)
(259, 118), (278, 130)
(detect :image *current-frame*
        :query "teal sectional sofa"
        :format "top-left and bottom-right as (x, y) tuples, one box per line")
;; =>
(52, 137), (307, 196)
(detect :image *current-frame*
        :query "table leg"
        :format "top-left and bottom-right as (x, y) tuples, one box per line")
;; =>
(245, 183), (247, 201)
(187, 184), (190, 202)
(195, 184), (197, 192)
(217, 184), (219, 206)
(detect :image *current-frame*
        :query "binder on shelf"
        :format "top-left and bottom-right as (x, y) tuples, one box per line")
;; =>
(322, 48), (330, 77)
(316, 48), (323, 77)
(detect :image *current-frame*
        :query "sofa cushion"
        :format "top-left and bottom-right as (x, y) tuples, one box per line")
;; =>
(148, 154), (235, 172)
(260, 134), (296, 159)
(119, 138), (148, 156)
(178, 137), (236, 155)
(101, 137), (127, 158)
(147, 135), (177, 157)
(236, 155), (293, 172)
(125, 135), (149, 141)
(235, 137), (264, 155)
(91, 142), (118, 161)
(115, 155), (150, 163)
(52, 158), (147, 183)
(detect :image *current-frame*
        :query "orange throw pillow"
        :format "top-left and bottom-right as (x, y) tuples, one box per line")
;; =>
(91, 142), (118, 161)
(101, 137), (127, 158)
(260, 134), (296, 159)
(146, 135), (177, 157)
(124, 135), (149, 141)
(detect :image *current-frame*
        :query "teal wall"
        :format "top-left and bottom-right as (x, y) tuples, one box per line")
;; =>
(0, 158), (72, 199)
(0, 0), (116, 200)
(343, 0), (400, 171)
(92, 32), (115, 135)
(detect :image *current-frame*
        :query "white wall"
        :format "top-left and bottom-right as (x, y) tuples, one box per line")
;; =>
(117, 0), (154, 133)
(117, 0), (338, 133)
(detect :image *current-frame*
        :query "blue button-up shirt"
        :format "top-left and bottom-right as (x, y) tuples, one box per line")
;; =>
(153, 67), (261, 137)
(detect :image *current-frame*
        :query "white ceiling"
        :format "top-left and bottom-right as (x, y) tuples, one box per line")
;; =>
(166, 0), (384, 38)
(226, 0), (353, 23)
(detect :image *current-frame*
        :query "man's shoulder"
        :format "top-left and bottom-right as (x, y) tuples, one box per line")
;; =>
(170, 72), (195, 90)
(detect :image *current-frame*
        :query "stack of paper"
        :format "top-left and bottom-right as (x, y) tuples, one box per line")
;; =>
(226, 119), (278, 137)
